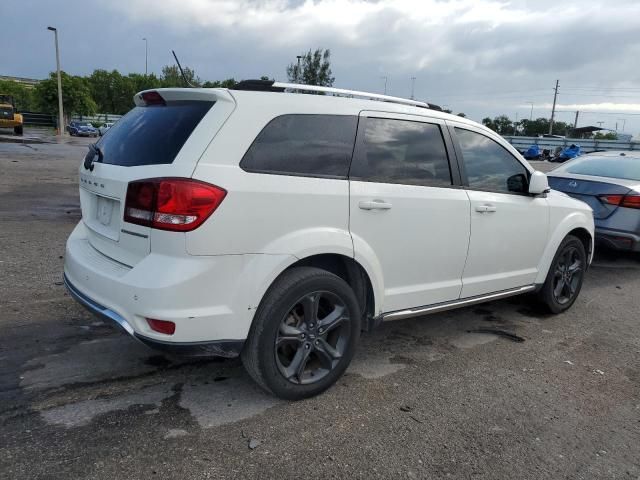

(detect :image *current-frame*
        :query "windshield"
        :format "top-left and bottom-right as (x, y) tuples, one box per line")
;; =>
(558, 155), (640, 182)
(0, 95), (14, 105)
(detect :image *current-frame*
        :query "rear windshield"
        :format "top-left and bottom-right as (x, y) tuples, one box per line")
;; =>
(560, 156), (640, 181)
(97, 101), (213, 166)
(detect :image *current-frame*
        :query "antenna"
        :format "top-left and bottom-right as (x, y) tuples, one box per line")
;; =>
(172, 50), (194, 88)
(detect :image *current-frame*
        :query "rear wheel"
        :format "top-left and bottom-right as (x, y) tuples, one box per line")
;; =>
(13, 125), (23, 136)
(242, 267), (361, 400)
(537, 235), (586, 313)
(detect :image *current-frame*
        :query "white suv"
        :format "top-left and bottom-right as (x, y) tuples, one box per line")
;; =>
(64, 81), (594, 400)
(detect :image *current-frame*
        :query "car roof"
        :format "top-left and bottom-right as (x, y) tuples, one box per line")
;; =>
(585, 150), (640, 159)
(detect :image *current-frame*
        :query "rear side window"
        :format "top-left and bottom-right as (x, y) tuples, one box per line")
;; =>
(349, 118), (452, 187)
(97, 101), (214, 166)
(240, 115), (358, 178)
(455, 128), (529, 193)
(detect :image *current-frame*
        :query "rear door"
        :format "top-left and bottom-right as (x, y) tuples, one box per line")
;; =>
(349, 112), (470, 313)
(78, 89), (235, 266)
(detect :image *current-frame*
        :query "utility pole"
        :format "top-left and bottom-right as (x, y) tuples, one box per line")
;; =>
(410, 77), (416, 100)
(597, 121), (604, 129)
(617, 118), (626, 132)
(47, 26), (64, 136)
(549, 79), (559, 135)
(514, 112), (518, 136)
(381, 76), (388, 95)
(296, 55), (303, 83)
(527, 102), (534, 121)
(143, 38), (148, 75)
(573, 110), (579, 129)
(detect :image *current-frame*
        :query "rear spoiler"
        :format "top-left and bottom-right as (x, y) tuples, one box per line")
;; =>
(133, 88), (235, 107)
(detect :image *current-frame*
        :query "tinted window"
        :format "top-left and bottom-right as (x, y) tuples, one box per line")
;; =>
(560, 156), (640, 181)
(350, 118), (452, 187)
(240, 115), (358, 178)
(96, 101), (213, 166)
(455, 128), (529, 193)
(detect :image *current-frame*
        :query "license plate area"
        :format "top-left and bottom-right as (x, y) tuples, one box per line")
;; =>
(83, 191), (121, 241)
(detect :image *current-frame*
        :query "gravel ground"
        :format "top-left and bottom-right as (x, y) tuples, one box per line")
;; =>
(0, 131), (639, 479)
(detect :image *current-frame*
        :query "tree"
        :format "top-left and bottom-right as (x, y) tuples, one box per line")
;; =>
(594, 131), (617, 140)
(0, 80), (36, 111)
(520, 118), (571, 137)
(35, 72), (96, 121)
(161, 65), (201, 87)
(286, 49), (334, 87)
(456, 112), (466, 118)
(202, 78), (237, 88)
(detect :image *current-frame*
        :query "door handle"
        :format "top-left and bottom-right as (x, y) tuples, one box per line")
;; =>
(475, 204), (497, 213)
(359, 200), (393, 210)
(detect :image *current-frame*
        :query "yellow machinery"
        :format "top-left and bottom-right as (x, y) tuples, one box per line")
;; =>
(0, 95), (24, 135)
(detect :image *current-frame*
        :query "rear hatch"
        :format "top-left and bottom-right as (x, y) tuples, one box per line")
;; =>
(78, 88), (235, 266)
(548, 174), (632, 219)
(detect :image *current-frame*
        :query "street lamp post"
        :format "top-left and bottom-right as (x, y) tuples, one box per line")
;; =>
(381, 76), (388, 95)
(143, 38), (148, 76)
(527, 102), (534, 121)
(47, 26), (64, 136)
(296, 55), (303, 83)
(410, 76), (416, 100)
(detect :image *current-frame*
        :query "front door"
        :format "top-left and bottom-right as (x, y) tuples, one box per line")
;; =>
(349, 112), (471, 314)
(450, 124), (549, 298)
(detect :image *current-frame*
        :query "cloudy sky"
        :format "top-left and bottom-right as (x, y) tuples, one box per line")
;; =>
(3, 0), (640, 134)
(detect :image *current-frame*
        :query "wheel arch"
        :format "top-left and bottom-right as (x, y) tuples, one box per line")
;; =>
(535, 213), (594, 284)
(251, 253), (381, 333)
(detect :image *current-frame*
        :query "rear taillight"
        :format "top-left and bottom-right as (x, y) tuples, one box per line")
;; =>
(124, 178), (226, 231)
(599, 194), (640, 210)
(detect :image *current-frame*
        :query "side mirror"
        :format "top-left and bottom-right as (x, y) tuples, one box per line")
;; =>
(528, 171), (550, 195)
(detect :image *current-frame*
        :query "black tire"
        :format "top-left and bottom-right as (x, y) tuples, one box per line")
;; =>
(13, 125), (23, 136)
(537, 235), (586, 314)
(242, 267), (361, 400)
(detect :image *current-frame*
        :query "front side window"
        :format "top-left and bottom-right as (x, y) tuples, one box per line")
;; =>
(455, 128), (529, 193)
(240, 114), (358, 178)
(349, 117), (452, 187)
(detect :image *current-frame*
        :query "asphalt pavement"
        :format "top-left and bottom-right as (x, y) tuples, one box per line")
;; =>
(0, 131), (639, 479)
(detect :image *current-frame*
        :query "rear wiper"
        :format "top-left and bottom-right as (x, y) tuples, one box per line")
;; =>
(83, 143), (103, 171)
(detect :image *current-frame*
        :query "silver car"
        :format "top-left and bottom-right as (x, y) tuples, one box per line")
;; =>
(548, 151), (640, 252)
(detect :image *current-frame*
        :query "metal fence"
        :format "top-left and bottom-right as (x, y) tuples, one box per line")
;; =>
(71, 113), (123, 124)
(503, 135), (639, 153)
(21, 111), (55, 127)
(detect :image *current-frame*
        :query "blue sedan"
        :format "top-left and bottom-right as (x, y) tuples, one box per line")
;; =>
(548, 151), (640, 252)
(68, 121), (98, 137)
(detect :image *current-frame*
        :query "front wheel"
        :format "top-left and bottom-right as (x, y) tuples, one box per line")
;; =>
(537, 235), (586, 313)
(242, 267), (361, 400)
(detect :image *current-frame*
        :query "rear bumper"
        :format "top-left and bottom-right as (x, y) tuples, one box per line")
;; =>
(64, 274), (243, 357)
(63, 221), (261, 355)
(595, 227), (640, 252)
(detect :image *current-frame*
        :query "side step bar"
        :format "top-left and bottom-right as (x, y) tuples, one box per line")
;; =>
(382, 285), (536, 322)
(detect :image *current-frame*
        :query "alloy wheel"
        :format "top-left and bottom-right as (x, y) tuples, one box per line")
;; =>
(552, 245), (583, 305)
(275, 291), (351, 385)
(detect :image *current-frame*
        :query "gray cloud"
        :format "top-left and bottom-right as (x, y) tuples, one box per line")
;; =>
(3, 0), (640, 134)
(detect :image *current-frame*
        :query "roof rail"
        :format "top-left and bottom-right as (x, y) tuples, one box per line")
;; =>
(230, 79), (441, 111)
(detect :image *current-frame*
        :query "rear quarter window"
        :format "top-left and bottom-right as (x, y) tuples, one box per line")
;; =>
(240, 114), (358, 179)
(97, 101), (214, 167)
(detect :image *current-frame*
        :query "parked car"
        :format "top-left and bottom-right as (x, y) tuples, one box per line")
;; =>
(99, 122), (114, 136)
(68, 121), (98, 137)
(64, 81), (594, 400)
(548, 151), (639, 251)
